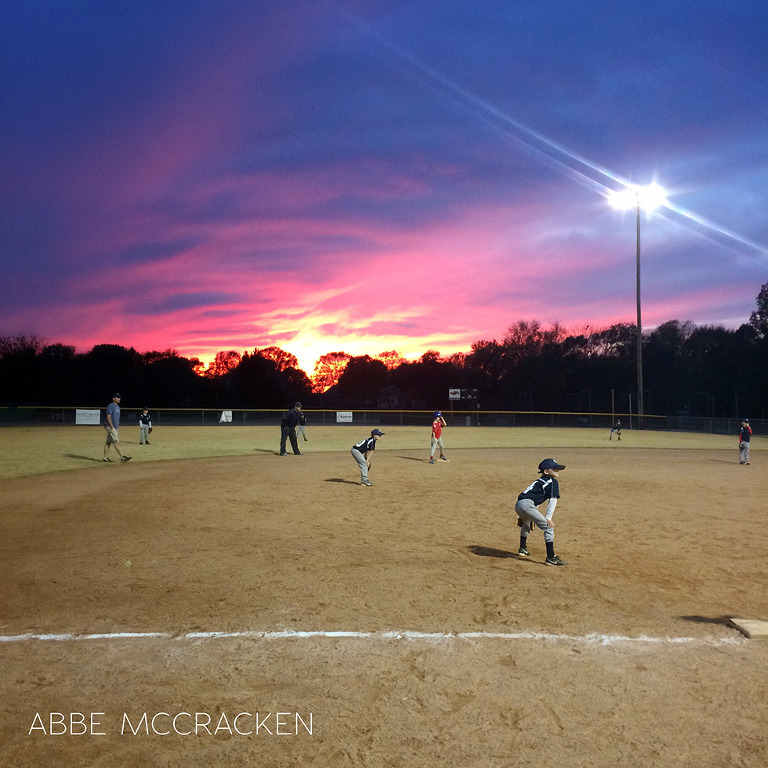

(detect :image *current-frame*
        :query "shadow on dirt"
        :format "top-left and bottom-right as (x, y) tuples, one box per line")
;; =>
(64, 454), (107, 463)
(324, 477), (361, 485)
(468, 544), (517, 559)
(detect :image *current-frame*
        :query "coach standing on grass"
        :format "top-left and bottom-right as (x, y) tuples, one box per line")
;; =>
(103, 393), (131, 463)
(279, 402), (304, 456)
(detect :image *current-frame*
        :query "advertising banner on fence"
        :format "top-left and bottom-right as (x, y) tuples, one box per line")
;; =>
(75, 409), (101, 425)
(336, 412), (353, 423)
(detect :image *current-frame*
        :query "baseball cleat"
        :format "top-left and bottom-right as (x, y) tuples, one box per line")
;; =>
(440, 456), (449, 461)
(121, 456), (132, 462)
(516, 547), (529, 557)
(361, 479), (373, 486)
(429, 458), (435, 464)
(545, 555), (567, 566)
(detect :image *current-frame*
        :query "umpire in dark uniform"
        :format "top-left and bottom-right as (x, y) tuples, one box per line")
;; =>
(280, 402), (304, 456)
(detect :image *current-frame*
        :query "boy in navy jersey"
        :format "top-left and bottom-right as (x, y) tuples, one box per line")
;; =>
(351, 429), (384, 486)
(739, 419), (752, 464)
(139, 408), (152, 445)
(514, 458), (567, 566)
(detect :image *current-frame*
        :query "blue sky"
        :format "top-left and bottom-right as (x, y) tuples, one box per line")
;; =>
(1, 0), (766, 372)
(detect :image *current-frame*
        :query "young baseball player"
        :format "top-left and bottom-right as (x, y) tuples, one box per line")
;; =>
(351, 429), (384, 486)
(514, 458), (567, 566)
(609, 419), (621, 441)
(739, 419), (752, 464)
(429, 411), (449, 464)
(297, 410), (308, 441)
(139, 408), (152, 445)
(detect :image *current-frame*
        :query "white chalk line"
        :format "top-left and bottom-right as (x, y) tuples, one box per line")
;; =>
(0, 629), (743, 647)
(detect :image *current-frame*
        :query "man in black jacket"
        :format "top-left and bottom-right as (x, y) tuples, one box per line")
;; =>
(280, 402), (304, 456)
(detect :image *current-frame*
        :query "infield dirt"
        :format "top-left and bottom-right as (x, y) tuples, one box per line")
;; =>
(1, 426), (766, 767)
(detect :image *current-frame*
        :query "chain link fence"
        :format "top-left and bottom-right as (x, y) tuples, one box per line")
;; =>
(1, 405), (763, 437)
(5, 405), (758, 435)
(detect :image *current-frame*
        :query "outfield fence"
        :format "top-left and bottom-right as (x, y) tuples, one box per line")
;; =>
(0, 406), (760, 436)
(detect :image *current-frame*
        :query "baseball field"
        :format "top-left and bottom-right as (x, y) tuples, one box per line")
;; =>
(1, 424), (766, 767)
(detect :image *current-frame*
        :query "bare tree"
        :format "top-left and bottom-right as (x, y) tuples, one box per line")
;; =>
(0, 334), (45, 358)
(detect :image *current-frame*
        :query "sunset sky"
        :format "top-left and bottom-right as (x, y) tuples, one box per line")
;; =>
(2, 1), (767, 374)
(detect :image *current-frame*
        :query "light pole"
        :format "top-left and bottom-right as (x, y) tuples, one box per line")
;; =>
(609, 183), (666, 428)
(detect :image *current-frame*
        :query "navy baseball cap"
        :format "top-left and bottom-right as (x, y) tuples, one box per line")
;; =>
(538, 458), (565, 472)
(434, 411), (442, 418)
(371, 429), (385, 436)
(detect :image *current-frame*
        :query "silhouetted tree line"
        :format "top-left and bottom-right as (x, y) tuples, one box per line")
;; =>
(2, 284), (767, 417)
(0, 343), (313, 410)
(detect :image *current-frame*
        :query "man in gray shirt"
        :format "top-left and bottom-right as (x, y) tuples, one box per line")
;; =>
(103, 393), (132, 463)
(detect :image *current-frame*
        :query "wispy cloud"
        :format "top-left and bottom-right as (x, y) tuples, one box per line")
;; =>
(1, 1), (766, 372)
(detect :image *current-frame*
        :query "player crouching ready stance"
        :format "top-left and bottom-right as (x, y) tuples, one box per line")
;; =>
(514, 458), (567, 566)
(351, 429), (384, 486)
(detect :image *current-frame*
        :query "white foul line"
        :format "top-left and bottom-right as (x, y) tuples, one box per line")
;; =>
(0, 629), (743, 646)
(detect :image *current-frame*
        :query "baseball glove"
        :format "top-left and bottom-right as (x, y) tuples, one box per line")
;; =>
(148, 427), (153, 434)
(517, 517), (523, 527)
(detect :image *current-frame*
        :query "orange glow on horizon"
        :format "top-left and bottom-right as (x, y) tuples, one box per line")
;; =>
(186, 334), (473, 379)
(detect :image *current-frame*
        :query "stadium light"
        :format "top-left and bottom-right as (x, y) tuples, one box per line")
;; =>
(608, 183), (667, 427)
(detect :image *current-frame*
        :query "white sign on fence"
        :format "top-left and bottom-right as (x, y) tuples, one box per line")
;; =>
(336, 411), (353, 423)
(448, 388), (461, 400)
(76, 409), (101, 425)
(219, 410), (233, 423)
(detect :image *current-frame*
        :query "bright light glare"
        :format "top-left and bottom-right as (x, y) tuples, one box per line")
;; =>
(609, 183), (668, 211)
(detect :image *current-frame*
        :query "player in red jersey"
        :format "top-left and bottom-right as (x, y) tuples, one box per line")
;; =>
(429, 411), (449, 464)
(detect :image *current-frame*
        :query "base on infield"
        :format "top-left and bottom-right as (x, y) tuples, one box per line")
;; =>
(728, 618), (768, 639)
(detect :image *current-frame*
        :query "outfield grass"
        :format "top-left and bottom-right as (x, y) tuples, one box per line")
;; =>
(0, 424), (754, 480)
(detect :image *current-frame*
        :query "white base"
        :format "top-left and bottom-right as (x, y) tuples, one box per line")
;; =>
(728, 618), (768, 639)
